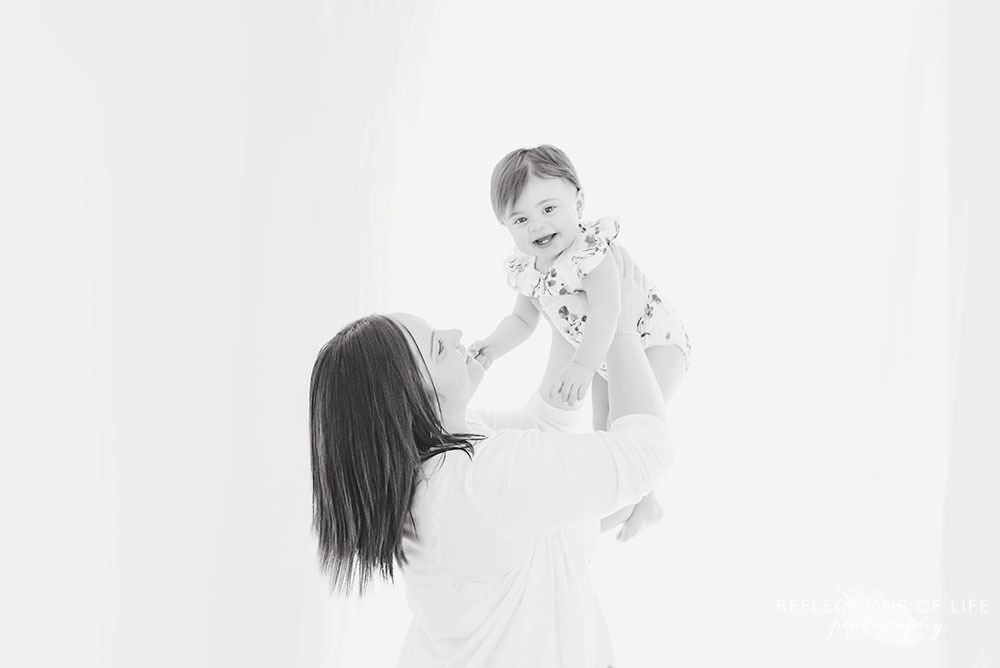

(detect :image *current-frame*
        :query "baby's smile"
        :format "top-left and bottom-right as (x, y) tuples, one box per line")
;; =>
(532, 232), (558, 248)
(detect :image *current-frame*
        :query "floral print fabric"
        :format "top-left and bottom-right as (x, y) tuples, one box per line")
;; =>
(503, 217), (691, 378)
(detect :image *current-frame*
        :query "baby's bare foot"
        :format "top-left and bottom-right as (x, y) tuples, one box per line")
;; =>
(616, 494), (663, 542)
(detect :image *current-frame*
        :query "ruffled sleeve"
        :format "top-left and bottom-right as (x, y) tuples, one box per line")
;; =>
(567, 216), (621, 280)
(504, 251), (545, 297)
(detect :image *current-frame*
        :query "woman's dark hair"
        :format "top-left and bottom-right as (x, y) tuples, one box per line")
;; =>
(309, 314), (480, 595)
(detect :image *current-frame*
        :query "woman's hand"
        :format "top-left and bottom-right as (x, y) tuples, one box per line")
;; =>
(549, 361), (594, 406)
(610, 245), (649, 335)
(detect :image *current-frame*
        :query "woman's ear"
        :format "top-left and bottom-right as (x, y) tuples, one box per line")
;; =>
(576, 189), (585, 218)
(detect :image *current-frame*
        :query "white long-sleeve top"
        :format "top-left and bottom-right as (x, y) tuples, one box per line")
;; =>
(397, 394), (672, 668)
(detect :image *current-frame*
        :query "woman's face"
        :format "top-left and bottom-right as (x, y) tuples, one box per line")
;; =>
(391, 313), (485, 414)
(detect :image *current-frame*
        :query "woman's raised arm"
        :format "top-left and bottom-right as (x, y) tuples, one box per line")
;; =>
(464, 248), (671, 540)
(465, 416), (670, 540)
(604, 245), (666, 423)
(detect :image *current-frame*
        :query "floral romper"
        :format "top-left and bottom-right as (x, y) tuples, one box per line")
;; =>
(504, 216), (692, 379)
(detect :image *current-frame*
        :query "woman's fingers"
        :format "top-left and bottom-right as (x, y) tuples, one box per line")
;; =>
(615, 246), (647, 331)
(612, 245), (636, 277)
(551, 377), (574, 406)
(567, 382), (589, 405)
(549, 376), (591, 406)
(567, 380), (581, 405)
(613, 245), (643, 295)
(627, 252), (642, 285)
(609, 246), (626, 277)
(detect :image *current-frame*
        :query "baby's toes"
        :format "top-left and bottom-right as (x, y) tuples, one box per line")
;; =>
(645, 498), (663, 522)
(622, 524), (641, 542)
(617, 516), (642, 542)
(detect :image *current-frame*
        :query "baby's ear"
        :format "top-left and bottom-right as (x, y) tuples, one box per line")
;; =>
(576, 188), (585, 217)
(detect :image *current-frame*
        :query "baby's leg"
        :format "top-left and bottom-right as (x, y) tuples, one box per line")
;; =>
(538, 328), (577, 409)
(616, 344), (688, 541)
(593, 375), (639, 532)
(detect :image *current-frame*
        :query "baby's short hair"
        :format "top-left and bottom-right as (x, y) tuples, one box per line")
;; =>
(490, 145), (582, 221)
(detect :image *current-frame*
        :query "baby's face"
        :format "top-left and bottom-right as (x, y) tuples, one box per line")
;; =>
(501, 175), (582, 264)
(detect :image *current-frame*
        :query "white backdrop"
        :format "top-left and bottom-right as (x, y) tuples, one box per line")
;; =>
(0, 1), (996, 667)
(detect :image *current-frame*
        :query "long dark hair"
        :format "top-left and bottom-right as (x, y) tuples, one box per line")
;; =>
(309, 314), (480, 595)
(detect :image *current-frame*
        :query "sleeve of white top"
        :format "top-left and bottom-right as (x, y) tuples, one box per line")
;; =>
(467, 390), (589, 434)
(465, 414), (671, 540)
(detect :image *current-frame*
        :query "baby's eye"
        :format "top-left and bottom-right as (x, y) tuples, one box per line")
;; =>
(513, 216), (527, 225)
(543, 205), (556, 214)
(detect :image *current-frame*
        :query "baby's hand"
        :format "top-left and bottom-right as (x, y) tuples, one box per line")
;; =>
(468, 339), (496, 370)
(549, 361), (594, 406)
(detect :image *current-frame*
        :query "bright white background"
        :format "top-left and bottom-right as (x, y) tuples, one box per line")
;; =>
(0, 1), (996, 667)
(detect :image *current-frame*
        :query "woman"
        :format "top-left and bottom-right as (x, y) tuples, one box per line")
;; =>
(310, 248), (677, 667)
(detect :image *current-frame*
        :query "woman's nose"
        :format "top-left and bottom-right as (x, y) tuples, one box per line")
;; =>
(444, 328), (463, 345)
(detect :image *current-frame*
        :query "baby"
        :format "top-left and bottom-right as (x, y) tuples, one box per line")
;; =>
(470, 145), (691, 541)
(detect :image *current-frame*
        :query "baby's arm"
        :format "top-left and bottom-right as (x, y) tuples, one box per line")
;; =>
(550, 255), (621, 404)
(469, 294), (539, 369)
